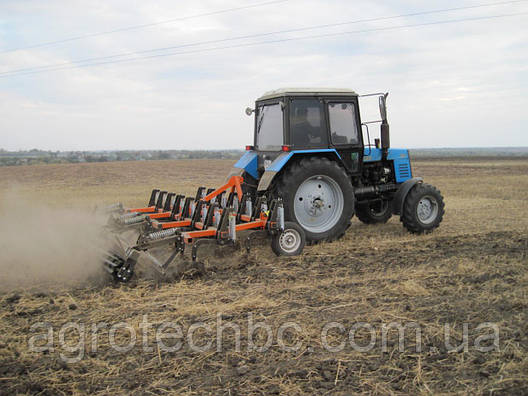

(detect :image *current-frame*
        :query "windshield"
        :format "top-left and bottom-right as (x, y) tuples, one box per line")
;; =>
(256, 103), (283, 150)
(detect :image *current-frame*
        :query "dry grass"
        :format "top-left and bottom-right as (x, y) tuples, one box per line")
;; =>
(0, 158), (527, 395)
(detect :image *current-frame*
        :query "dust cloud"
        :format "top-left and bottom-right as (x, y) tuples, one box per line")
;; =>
(0, 190), (110, 290)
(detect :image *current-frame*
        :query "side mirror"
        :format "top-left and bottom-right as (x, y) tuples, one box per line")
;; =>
(379, 93), (388, 122)
(245, 107), (254, 116)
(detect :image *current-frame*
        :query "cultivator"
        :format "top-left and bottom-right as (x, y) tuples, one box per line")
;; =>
(102, 176), (305, 282)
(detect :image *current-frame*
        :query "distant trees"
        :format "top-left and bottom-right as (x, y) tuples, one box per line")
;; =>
(0, 149), (243, 166)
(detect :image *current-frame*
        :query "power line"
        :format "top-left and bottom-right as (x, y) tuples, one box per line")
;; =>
(0, 0), (289, 53)
(1, 0), (527, 77)
(1, 11), (526, 78)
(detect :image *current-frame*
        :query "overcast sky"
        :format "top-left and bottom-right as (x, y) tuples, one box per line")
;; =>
(0, 0), (527, 151)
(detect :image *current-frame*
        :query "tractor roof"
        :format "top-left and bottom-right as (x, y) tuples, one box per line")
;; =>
(257, 87), (358, 101)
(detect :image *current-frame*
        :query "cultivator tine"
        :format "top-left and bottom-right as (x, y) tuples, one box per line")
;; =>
(191, 200), (205, 228)
(225, 192), (233, 209)
(163, 193), (176, 212)
(228, 209), (237, 241)
(191, 239), (216, 262)
(217, 207), (232, 240)
(245, 195), (252, 218)
(205, 203), (217, 227)
(230, 193), (239, 213)
(236, 193), (250, 221)
(219, 191), (227, 208)
(195, 187), (206, 201)
(182, 197), (193, 219)
(213, 205), (222, 228)
(170, 195), (184, 219)
(148, 189), (160, 207)
(251, 196), (267, 220)
(155, 191), (167, 209)
(244, 229), (268, 253)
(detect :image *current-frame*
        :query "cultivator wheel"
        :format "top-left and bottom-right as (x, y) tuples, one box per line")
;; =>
(271, 221), (305, 256)
(100, 176), (305, 283)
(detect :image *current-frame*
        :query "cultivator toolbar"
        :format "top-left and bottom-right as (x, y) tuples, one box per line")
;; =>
(102, 176), (305, 283)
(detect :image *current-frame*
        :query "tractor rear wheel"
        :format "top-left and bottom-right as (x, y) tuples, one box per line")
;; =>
(401, 183), (445, 234)
(355, 200), (392, 224)
(275, 157), (354, 243)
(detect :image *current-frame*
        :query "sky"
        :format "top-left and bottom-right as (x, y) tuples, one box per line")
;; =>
(0, 0), (527, 151)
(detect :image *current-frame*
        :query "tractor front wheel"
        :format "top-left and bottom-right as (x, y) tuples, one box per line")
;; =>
(275, 157), (354, 243)
(401, 183), (445, 234)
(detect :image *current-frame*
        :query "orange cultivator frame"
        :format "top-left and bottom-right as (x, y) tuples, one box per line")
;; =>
(103, 176), (298, 283)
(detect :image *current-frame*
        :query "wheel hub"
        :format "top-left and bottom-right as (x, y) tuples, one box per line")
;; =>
(416, 196), (439, 224)
(279, 229), (301, 253)
(370, 200), (389, 216)
(312, 198), (324, 208)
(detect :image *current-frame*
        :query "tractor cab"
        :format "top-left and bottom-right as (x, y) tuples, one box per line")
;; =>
(248, 88), (365, 175)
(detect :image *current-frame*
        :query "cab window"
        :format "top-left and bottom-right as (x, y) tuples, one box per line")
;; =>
(328, 102), (359, 145)
(290, 99), (327, 148)
(256, 103), (283, 150)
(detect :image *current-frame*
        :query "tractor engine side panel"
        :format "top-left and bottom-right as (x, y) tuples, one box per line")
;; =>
(363, 148), (412, 183)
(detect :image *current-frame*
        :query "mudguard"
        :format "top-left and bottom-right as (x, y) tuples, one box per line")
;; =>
(232, 151), (258, 179)
(392, 177), (423, 215)
(257, 149), (342, 192)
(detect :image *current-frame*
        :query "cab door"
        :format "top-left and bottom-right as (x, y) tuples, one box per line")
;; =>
(325, 99), (363, 174)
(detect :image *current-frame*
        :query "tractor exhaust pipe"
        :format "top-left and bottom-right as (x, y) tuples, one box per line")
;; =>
(381, 122), (390, 151)
(379, 93), (390, 158)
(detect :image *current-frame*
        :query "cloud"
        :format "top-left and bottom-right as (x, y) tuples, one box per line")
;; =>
(0, 0), (527, 150)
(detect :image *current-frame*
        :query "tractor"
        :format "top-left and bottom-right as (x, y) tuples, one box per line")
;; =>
(103, 88), (444, 282)
(230, 88), (444, 244)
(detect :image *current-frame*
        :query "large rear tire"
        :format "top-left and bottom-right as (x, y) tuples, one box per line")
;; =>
(355, 200), (392, 224)
(274, 157), (354, 243)
(401, 183), (445, 234)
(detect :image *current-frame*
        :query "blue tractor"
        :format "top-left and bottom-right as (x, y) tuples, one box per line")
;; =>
(229, 88), (445, 244)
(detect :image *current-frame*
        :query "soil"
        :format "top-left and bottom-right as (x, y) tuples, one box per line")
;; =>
(0, 158), (527, 395)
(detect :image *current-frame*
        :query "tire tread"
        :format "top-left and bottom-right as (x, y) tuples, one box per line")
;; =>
(273, 156), (354, 243)
(401, 183), (445, 234)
